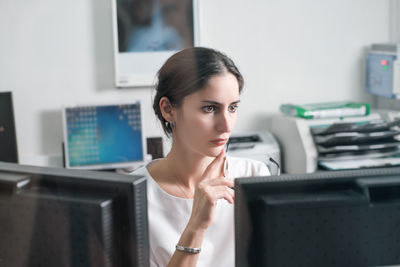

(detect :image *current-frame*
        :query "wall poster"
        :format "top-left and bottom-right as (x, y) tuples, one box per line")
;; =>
(112, 0), (200, 87)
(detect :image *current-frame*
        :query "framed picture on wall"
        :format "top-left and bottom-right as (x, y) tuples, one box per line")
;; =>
(111, 0), (200, 88)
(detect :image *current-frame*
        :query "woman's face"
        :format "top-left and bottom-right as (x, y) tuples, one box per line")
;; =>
(173, 72), (240, 157)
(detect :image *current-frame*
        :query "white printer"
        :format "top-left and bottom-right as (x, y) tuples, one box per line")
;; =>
(270, 113), (383, 174)
(227, 131), (281, 175)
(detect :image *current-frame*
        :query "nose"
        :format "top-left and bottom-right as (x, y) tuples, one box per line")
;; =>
(216, 110), (234, 133)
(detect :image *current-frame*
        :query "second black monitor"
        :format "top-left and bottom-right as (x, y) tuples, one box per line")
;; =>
(0, 162), (149, 267)
(0, 91), (18, 163)
(235, 168), (400, 267)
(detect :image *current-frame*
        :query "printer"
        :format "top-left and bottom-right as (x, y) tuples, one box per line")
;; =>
(270, 113), (383, 174)
(227, 131), (281, 175)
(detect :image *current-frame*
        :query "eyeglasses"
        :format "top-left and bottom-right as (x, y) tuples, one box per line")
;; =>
(269, 157), (281, 176)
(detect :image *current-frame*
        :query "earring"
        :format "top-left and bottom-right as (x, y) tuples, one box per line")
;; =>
(166, 121), (175, 129)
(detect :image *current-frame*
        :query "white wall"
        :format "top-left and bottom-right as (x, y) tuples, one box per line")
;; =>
(0, 0), (391, 166)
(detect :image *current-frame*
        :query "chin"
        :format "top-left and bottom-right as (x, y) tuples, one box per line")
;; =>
(203, 147), (223, 158)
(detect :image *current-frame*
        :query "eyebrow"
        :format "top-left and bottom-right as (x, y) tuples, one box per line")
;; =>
(201, 100), (241, 105)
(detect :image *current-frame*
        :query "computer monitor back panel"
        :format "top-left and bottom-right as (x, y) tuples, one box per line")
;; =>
(0, 162), (149, 267)
(0, 188), (113, 266)
(235, 168), (400, 267)
(0, 91), (18, 163)
(62, 102), (146, 170)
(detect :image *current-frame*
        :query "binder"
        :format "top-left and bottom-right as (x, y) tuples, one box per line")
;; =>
(280, 101), (370, 119)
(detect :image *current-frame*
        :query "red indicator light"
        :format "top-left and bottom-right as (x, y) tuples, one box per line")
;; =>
(381, 60), (388, 66)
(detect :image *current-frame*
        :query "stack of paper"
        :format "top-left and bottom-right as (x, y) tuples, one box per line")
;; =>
(311, 119), (400, 170)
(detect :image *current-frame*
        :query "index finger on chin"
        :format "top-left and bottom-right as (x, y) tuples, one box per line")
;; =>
(203, 149), (225, 179)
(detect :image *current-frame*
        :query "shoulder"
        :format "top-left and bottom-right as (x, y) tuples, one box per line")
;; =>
(128, 159), (162, 179)
(128, 166), (156, 190)
(227, 156), (270, 178)
(130, 166), (149, 177)
(129, 165), (159, 191)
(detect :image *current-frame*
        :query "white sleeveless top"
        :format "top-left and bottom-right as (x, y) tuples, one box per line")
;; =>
(131, 156), (270, 267)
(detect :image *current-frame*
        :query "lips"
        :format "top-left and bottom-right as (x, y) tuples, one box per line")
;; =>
(210, 138), (228, 146)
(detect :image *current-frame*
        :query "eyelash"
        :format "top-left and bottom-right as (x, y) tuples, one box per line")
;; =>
(202, 105), (239, 113)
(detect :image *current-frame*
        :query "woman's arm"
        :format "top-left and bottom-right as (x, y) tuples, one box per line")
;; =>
(167, 150), (234, 267)
(166, 225), (205, 267)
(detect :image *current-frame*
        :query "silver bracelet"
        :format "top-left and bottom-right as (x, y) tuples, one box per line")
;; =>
(175, 244), (201, 254)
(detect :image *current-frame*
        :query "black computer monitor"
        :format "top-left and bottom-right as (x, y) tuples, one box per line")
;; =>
(235, 168), (400, 267)
(0, 91), (18, 163)
(0, 162), (149, 267)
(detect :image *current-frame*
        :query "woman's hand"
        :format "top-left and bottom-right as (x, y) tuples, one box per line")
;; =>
(167, 150), (234, 267)
(187, 149), (235, 231)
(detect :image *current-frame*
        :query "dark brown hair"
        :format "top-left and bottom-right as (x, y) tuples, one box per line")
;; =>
(153, 47), (244, 136)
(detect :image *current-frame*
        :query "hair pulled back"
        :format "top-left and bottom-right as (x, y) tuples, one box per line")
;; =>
(153, 47), (244, 136)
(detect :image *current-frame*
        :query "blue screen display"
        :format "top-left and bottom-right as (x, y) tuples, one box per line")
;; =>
(65, 103), (143, 168)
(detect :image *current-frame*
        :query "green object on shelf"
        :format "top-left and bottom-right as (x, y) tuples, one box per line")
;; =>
(280, 102), (370, 119)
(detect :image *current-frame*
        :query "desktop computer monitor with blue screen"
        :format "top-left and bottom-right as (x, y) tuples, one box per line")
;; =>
(235, 168), (400, 267)
(63, 102), (146, 170)
(0, 162), (149, 267)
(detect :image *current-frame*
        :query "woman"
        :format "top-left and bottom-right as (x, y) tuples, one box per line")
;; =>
(132, 47), (270, 267)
